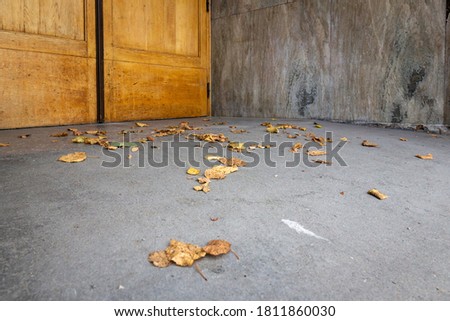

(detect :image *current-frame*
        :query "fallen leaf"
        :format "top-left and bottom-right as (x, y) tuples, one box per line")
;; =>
(400, 138), (408, 142)
(314, 159), (331, 165)
(193, 182), (211, 193)
(340, 192), (345, 196)
(0, 143), (10, 147)
(362, 140), (378, 147)
(230, 129), (247, 134)
(197, 177), (210, 184)
(109, 142), (139, 148)
(266, 126), (279, 134)
(261, 122), (272, 127)
(415, 153), (433, 160)
(72, 136), (86, 144)
(68, 128), (83, 136)
(368, 189), (388, 200)
(155, 128), (185, 137)
(205, 165), (238, 180)
(19, 134), (31, 138)
(218, 157), (246, 167)
(165, 240), (206, 267)
(315, 124), (322, 129)
(298, 127), (307, 131)
(307, 150), (327, 156)
(136, 122), (149, 127)
(191, 133), (228, 142)
(179, 121), (194, 130)
(148, 250), (171, 268)
(340, 137), (348, 142)
(86, 130), (99, 135)
(287, 134), (299, 139)
(203, 240), (231, 256)
(131, 146), (139, 152)
(84, 137), (101, 145)
(227, 142), (245, 152)
(210, 217), (219, 222)
(58, 152), (87, 163)
(212, 121), (227, 125)
(187, 167), (201, 175)
(276, 123), (296, 129)
(146, 136), (154, 142)
(50, 132), (68, 137)
(290, 142), (303, 153)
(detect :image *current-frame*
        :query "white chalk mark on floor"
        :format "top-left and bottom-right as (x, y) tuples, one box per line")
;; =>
(282, 219), (329, 241)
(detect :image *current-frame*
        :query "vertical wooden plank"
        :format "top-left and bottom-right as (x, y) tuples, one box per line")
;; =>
(23, 0), (40, 34)
(145, 0), (164, 52)
(0, 0), (24, 32)
(112, 0), (146, 50)
(175, 0), (199, 56)
(164, 0), (176, 54)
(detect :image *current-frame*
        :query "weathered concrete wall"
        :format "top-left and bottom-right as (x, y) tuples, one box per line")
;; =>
(212, 0), (447, 126)
(445, 6), (450, 126)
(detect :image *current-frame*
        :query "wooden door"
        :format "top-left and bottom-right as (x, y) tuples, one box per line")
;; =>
(0, 0), (97, 129)
(103, 0), (210, 122)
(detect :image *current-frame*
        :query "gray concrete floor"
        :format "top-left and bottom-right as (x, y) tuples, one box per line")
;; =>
(1, 117), (449, 300)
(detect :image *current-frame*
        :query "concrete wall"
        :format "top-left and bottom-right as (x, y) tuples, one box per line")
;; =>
(212, 0), (447, 127)
(446, 5), (450, 126)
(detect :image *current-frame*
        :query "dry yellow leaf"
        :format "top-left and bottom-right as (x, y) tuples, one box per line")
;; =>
(203, 240), (231, 256)
(197, 177), (210, 184)
(58, 152), (87, 163)
(362, 140), (378, 147)
(298, 127), (307, 131)
(84, 137), (100, 145)
(165, 240), (206, 267)
(290, 142), (303, 153)
(415, 153), (433, 160)
(340, 137), (348, 142)
(314, 159), (331, 165)
(205, 165), (238, 180)
(19, 134), (31, 138)
(131, 146), (139, 152)
(307, 150), (327, 156)
(136, 122), (149, 127)
(276, 123), (296, 129)
(227, 142), (245, 152)
(287, 134), (299, 139)
(368, 189), (388, 200)
(400, 138), (408, 142)
(72, 136), (86, 144)
(179, 121), (193, 130)
(187, 167), (201, 175)
(86, 130), (99, 135)
(230, 129), (247, 134)
(148, 250), (171, 268)
(205, 155), (222, 161)
(266, 126), (279, 134)
(0, 143), (10, 147)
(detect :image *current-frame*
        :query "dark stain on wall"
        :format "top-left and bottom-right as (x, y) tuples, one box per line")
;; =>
(406, 67), (426, 99)
(287, 61), (318, 117)
(391, 103), (408, 123)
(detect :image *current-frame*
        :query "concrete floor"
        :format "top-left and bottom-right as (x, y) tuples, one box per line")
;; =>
(0, 117), (449, 300)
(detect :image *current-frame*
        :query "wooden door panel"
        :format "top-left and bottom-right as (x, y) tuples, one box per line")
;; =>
(0, 0), (96, 129)
(104, 0), (210, 122)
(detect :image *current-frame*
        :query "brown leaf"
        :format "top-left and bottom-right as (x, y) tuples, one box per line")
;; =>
(72, 136), (86, 144)
(368, 189), (388, 200)
(192, 133), (228, 142)
(362, 140), (378, 147)
(230, 129), (247, 134)
(148, 250), (171, 268)
(194, 182), (211, 193)
(415, 153), (433, 160)
(86, 130), (99, 135)
(205, 165), (238, 180)
(314, 159), (331, 165)
(290, 142), (303, 153)
(0, 143), (10, 147)
(399, 138), (408, 142)
(287, 134), (299, 139)
(197, 177), (210, 184)
(203, 240), (231, 256)
(179, 121), (194, 130)
(84, 137), (101, 145)
(50, 132), (68, 137)
(340, 192), (345, 196)
(218, 157), (246, 167)
(165, 240), (206, 267)
(146, 136), (155, 142)
(136, 122), (149, 127)
(58, 152), (87, 163)
(210, 217), (219, 222)
(276, 123), (296, 129)
(19, 134), (31, 139)
(307, 150), (327, 156)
